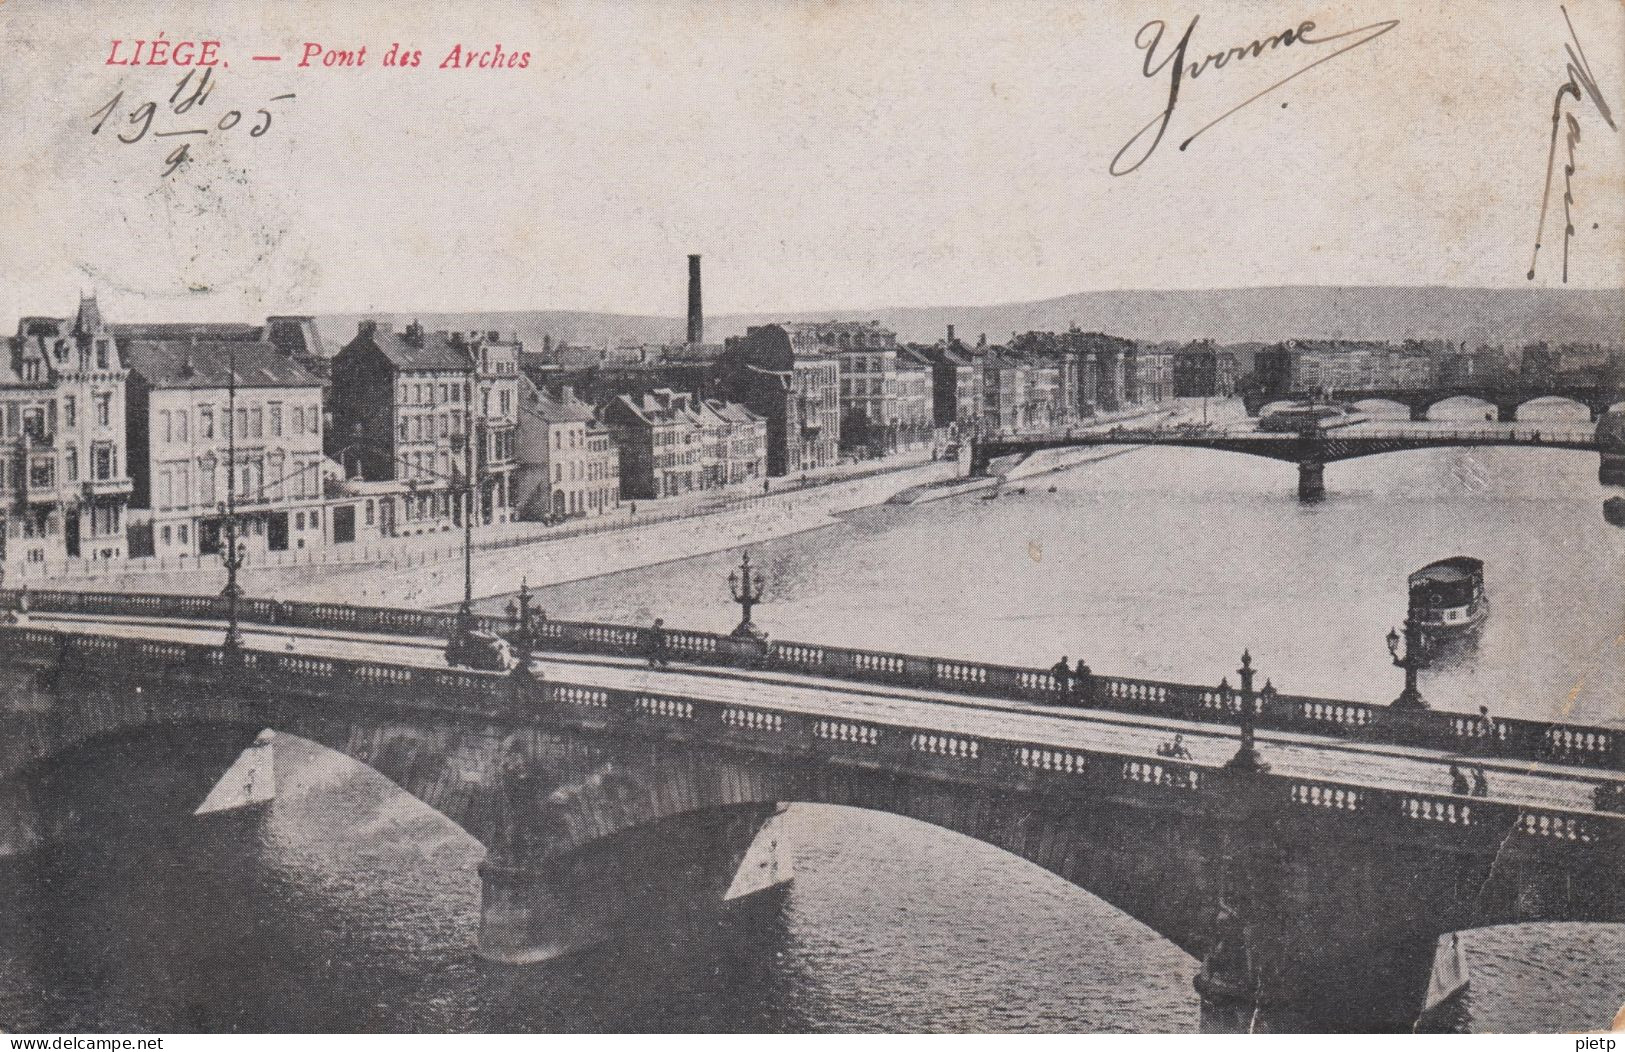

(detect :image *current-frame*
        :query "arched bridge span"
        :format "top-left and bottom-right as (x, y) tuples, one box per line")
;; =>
(972, 423), (1613, 500)
(1242, 385), (1620, 421)
(1, 623), (1619, 1031)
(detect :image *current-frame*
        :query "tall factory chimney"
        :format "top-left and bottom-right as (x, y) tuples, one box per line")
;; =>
(686, 254), (703, 345)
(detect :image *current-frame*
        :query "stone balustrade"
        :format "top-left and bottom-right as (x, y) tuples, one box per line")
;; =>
(3, 587), (1621, 772)
(3, 620), (1620, 851)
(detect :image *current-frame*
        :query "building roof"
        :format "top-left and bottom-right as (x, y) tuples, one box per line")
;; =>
(113, 322), (267, 342)
(524, 387), (597, 425)
(124, 339), (323, 389)
(917, 344), (977, 368)
(608, 388), (698, 427)
(895, 345), (934, 369)
(708, 399), (762, 425)
(73, 293), (104, 334)
(344, 321), (473, 372)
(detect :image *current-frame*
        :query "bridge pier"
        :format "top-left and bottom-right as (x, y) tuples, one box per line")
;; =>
(1197, 928), (1458, 1033)
(1496, 403), (1518, 423)
(1297, 460), (1325, 502)
(477, 803), (791, 965)
(1408, 404), (1429, 422)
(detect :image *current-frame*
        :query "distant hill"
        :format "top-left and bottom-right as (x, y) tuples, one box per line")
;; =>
(315, 286), (1624, 355)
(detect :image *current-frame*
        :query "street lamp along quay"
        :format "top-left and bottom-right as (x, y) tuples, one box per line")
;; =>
(728, 550), (767, 641)
(1387, 617), (1428, 710)
(220, 342), (245, 658)
(1221, 649), (1271, 774)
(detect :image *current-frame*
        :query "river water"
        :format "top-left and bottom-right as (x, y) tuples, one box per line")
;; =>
(4, 403), (1622, 1033)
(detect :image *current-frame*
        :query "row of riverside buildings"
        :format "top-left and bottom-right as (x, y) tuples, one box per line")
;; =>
(0, 276), (1249, 575)
(0, 292), (772, 572)
(19, 262), (1608, 575)
(1249, 339), (1624, 400)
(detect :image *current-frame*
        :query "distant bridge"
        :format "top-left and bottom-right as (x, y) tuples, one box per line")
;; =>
(971, 423), (1616, 499)
(2, 589), (1621, 1030)
(1242, 384), (1622, 421)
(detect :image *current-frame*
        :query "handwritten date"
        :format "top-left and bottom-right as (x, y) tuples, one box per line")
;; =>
(89, 69), (294, 177)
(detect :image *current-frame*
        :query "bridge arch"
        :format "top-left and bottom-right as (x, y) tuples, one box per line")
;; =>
(488, 745), (1220, 964)
(1422, 395), (1499, 422)
(1349, 398), (1411, 420)
(0, 662), (495, 860)
(1512, 395), (1593, 421)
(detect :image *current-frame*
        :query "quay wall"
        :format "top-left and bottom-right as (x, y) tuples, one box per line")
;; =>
(287, 458), (957, 607)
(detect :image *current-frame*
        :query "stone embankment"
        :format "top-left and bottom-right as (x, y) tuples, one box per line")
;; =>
(287, 458), (957, 606)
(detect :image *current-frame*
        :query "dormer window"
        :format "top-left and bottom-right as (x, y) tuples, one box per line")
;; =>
(22, 360), (40, 381)
(96, 340), (109, 370)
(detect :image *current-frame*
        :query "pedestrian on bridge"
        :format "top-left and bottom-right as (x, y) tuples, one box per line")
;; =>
(647, 618), (670, 669)
(1449, 764), (1471, 796)
(1476, 705), (1498, 753)
(1470, 766), (1489, 798)
(1050, 656), (1072, 698)
(1073, 658), (1094, 703)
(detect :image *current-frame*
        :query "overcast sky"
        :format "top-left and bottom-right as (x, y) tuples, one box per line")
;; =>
(2, 0), (1622, 326)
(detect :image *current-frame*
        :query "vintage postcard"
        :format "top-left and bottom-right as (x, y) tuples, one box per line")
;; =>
(2, 0), (1622, 1039)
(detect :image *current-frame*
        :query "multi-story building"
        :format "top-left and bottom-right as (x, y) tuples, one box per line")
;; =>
(707, 399), (768, 487)
(2, 295), (133, 570)
(1174, 343), (1220, 397)
(1215, 351), (1240, 397)
(770, 322), (900, 455)
(893, 346), (937, 446)
(515, 382), (619, 519)
(327, 320), (474, 537)
(1093, 334), (1136, 411)
(918, 340), (983, 434)
(981, 350), (1028, 433)
(458, 330), (522, 525)
(1015, 350), (1062, 427)
(582, 424), (622, 515)
(1260, 340), (1442, 396)
(719, 326), (840, 476)
(602, 388), (703, 499)
(123, 339), (326, 559)
(1136, 347), (1175, 403)
(689, 397), (731, 488)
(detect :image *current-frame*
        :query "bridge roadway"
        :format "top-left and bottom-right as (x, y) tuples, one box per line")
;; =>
(24, 611), (1618, 815)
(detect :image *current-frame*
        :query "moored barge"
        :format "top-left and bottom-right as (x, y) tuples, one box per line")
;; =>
(1408, 556), (1488, 654)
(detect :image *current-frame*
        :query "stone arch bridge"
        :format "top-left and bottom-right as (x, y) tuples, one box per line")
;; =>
(1, 619), (1620, 1032)
(1242, 385), (1621, 422)
(972, 419), (1621, 500)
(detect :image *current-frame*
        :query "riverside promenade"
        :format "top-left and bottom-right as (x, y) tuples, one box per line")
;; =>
(12, 453), (956, 607)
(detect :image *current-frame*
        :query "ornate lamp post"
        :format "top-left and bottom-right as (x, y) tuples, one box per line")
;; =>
(1223, 649), (1270, 773)
(728, 551), (766, 640)
(516, 577), (532, 637)
(449, 424), (480, 651)
(220, 342), (245, 657)
(1386, 617), (1427, 710)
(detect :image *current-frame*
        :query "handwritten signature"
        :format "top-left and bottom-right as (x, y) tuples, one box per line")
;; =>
(1526, 5), (1617, 284)
(1111, 14), (1399, 176)
(89, 68), (295, 177)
